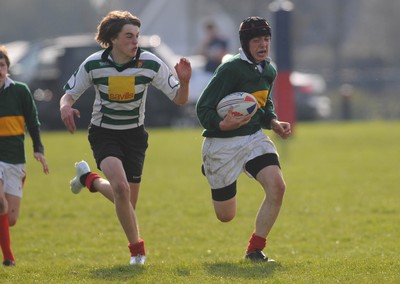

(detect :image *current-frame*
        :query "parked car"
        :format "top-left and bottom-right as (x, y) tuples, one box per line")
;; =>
(290, 71), (331, 120)
(5, 34), (189, 129)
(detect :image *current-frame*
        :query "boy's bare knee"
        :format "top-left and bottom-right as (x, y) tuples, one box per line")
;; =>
(216, 213), (235, 223)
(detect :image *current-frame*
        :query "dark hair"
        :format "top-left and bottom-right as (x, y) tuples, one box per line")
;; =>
(0, 45), (10, 68)
(239, 16), (271, 60)
(95, 10), (141, 48)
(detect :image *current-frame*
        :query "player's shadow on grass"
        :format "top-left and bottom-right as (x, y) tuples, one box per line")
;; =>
(90, 265), (145, 281)
(204, 261), (281, 279)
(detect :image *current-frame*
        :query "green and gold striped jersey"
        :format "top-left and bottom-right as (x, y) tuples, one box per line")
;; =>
(0, 78), (40, 164)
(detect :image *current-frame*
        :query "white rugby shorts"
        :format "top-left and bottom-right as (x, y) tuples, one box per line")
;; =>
(201, 130), (278, 189)
(0, 162), (26, 198)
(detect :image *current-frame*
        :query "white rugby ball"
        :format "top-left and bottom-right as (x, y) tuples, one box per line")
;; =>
(216, 92), (258, 118)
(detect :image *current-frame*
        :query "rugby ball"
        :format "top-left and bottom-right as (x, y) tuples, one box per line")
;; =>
(216, 92), (258, 118)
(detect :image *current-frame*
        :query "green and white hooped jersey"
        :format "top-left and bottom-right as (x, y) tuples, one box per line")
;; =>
(64, 48), (180, 130)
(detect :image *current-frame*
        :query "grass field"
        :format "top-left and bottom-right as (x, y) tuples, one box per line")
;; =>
(1, 121), (399, 283)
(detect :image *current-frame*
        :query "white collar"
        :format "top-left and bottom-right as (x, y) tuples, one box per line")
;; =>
(3, 77), (15, 90)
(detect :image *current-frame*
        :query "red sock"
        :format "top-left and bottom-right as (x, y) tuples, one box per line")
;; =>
(84, 173), (101, 192)
(128, 239), (145, 256)
(246, 232), (266, 253)
(0, 214), (15, 261)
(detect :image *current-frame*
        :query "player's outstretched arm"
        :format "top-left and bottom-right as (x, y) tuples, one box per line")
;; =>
(173, 57), (192, 105)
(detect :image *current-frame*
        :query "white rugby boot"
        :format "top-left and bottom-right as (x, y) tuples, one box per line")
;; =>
(130, 255), (146, 265)
(70, 160), (91, 194)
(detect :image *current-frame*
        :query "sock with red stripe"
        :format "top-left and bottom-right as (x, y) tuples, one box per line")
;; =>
(246, 232), (266, 254)
(80, 172), (101, 193)
(128, 239), (145, 256)
(0, 214), (15, 262)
